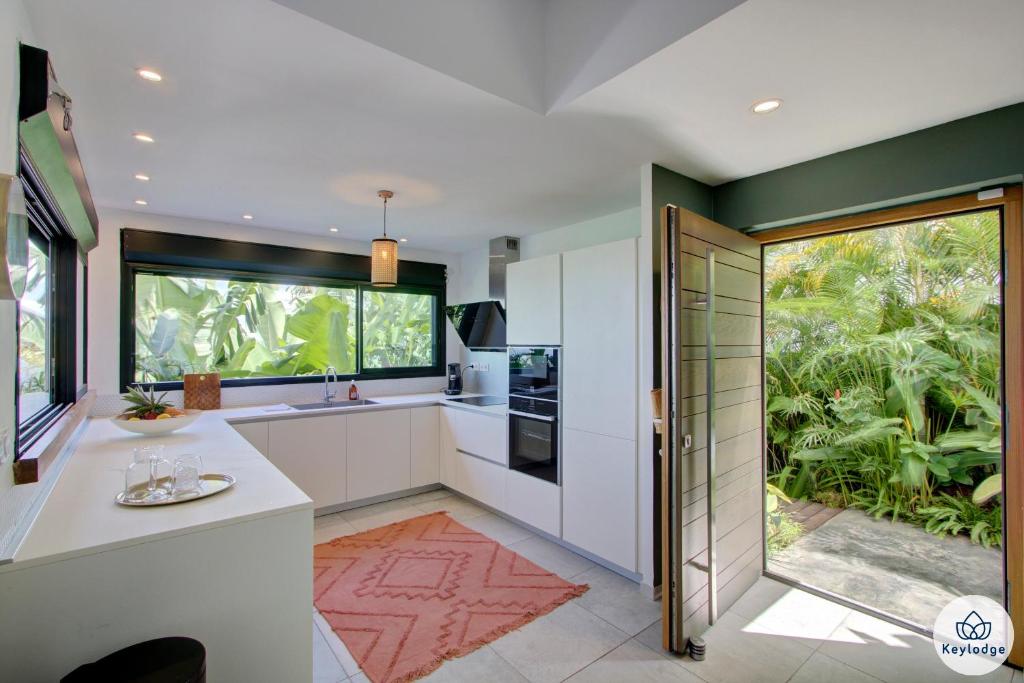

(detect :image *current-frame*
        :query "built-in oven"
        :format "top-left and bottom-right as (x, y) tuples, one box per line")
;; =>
(508, 347), (560, 484)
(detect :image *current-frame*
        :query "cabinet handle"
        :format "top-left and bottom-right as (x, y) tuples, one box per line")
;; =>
(508, 410), (556, 422)
(705, 246), (718, 625)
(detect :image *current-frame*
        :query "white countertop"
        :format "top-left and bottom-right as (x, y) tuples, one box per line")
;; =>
(8, 391), (506, 569)
(223, 391), (508, 422)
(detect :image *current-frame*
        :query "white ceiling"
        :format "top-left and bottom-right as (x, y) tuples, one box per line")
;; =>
(23, 0), (1024, 252)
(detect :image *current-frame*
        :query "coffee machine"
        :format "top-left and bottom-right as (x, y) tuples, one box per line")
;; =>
(445, 362), (470, 395)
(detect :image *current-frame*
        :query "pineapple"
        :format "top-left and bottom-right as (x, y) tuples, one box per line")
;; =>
(120, 385), (184, 420)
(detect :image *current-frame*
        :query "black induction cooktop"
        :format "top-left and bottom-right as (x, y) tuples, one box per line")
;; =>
(446, 395), (506, 407)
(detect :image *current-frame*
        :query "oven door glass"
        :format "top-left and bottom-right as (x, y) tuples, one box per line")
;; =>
(509, 347), (559, 399)
(509, 412), (558, 484)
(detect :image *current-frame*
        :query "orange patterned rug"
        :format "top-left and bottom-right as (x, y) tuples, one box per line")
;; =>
(313, 511), (588, 683)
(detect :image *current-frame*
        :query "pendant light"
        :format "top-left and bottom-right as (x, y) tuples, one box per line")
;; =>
(371, 189), (398, 287)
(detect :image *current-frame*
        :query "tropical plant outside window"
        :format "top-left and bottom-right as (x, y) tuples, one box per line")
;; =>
(764, 209), (1003, 551)
(18, 239), (52, 421)
(362, 290), (435, 369)
(133, 272), (436, 383)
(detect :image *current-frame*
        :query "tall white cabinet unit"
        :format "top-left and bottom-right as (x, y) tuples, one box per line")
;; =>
(506, 253), (561, 345)
(561, 238), (639, 572)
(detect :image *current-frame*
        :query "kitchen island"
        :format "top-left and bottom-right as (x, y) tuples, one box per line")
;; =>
(0, 409), (314, 683)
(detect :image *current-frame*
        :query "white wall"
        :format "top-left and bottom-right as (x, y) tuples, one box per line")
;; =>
(0, 0), (36, 560)
(88, 207), (462, 413)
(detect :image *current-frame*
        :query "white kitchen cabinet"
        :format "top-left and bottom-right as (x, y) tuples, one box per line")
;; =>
(267, 415), (347, 510)
(456, 451), (506, 512)
(347, 409), (411, 501)
(439, 408), (458, 487)
(452, 409), (507, 465)
(410, 406), (440, 488)
(505, 469), (560, 536)
(232, 420), (268, 456)
(562, 238), (637, 441)
(506, 253), (561, 345)
(562, 427), (637, 571)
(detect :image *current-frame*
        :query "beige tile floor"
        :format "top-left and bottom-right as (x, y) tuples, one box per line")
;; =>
(311, 490), (1021, 683)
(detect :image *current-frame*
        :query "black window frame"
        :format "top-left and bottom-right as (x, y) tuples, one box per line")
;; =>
(120, 229), (446, 391)
(16, 149), (80, 456)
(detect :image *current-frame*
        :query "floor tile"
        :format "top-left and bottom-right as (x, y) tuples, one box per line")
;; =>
(635, 620), (673, 658)
(819, 610), (1014, 683)
(415, 495), (490, 521)
(488, 601), (631, 683)
(420, 645), (529, 682)
(566, 638), (704, 682)
(314, 609), (362, 677)
(573, 565), (662, 636)
(674, 611), (814, 683)
(506, 535), (598, 580)
(399, 489), (453, 506)
(340, 500), (426, 531)
(459, 512), (535, 546)
(313, 514), (359, 544)
(726, 577), (791, 621)
(735, 580), (851, 644)
(788, 652), (883, 683)
(313, 622), (348, 683)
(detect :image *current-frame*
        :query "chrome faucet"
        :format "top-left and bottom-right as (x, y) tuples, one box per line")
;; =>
(323, 366), (338, 404)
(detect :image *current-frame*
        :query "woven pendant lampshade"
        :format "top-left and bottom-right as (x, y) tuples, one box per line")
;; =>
(371, 189), (398, 287)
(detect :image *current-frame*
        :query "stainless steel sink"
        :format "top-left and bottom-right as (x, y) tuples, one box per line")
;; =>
(289, 399), (379, 410)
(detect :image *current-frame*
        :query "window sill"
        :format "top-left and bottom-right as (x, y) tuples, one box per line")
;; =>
(13, 391), (96, 485)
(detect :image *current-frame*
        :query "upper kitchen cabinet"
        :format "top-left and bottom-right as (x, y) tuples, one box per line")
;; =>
(562, 239), (638, 441)
(506, 253), (561, 345)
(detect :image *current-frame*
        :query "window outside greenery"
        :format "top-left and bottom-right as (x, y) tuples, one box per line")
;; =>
(764, 209), (1003, 550)
(18, 239), (51, 421)
(362, 290), (435, 369)
(133, 272), (438, 383)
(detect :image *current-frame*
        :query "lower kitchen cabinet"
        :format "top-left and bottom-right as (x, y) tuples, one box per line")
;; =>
(456, 450), (505, 512)
(267, 415), (347, 510)
(505, 469), (560, 536)
(440, 408), (458, 487)
(232, 420), (268, 456)
(561, 427), (637, 571)
(347, 409), (412, 501)
(451, 409), (507, 465)
(410, 406), (440, 488)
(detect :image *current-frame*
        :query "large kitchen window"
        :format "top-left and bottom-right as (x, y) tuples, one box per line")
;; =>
(16, 150), (82, 454)
(121, 229), (445, 389)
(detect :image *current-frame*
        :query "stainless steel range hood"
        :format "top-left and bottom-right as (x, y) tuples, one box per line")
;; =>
(445, 236), (519, 350)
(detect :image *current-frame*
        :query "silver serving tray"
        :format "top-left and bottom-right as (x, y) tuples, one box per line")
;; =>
(115, 473), (236, 507)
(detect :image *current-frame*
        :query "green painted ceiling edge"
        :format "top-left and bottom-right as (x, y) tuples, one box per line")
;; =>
(19, 113), (97, 251)
(711, 102), (1024, 231)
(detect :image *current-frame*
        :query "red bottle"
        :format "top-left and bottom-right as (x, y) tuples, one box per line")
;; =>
(348, 380), (360, 400)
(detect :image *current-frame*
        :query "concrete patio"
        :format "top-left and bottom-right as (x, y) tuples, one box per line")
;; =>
(769, 508), (1003, 628)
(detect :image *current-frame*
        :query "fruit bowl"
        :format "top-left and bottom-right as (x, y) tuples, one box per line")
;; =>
(111, 409), (203, 436)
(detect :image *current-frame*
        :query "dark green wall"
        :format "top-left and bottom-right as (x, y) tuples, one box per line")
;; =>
(713, 102), (1024, 230)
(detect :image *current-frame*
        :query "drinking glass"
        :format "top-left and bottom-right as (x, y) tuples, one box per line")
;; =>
(172, 454), (204, 496)
(124, 446), (172, 503)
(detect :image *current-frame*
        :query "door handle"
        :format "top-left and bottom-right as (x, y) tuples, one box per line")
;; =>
(508, 410), (556, 422)
(705, 246), (718, 625)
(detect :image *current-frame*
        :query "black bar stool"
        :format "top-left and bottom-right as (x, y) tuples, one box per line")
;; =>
(62, 636), (205, 682)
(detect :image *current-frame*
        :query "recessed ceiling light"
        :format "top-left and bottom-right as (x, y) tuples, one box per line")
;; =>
(134, 173), (150, 181)
(399, 238), (408, 242)
(242, 214), (254, 221)
(751, 98), (782, 114)
(137, 68), (162, 82)
(329, 227), (339, 233)
(135, 199), (148, 206)
(133, 132), (155, 143)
